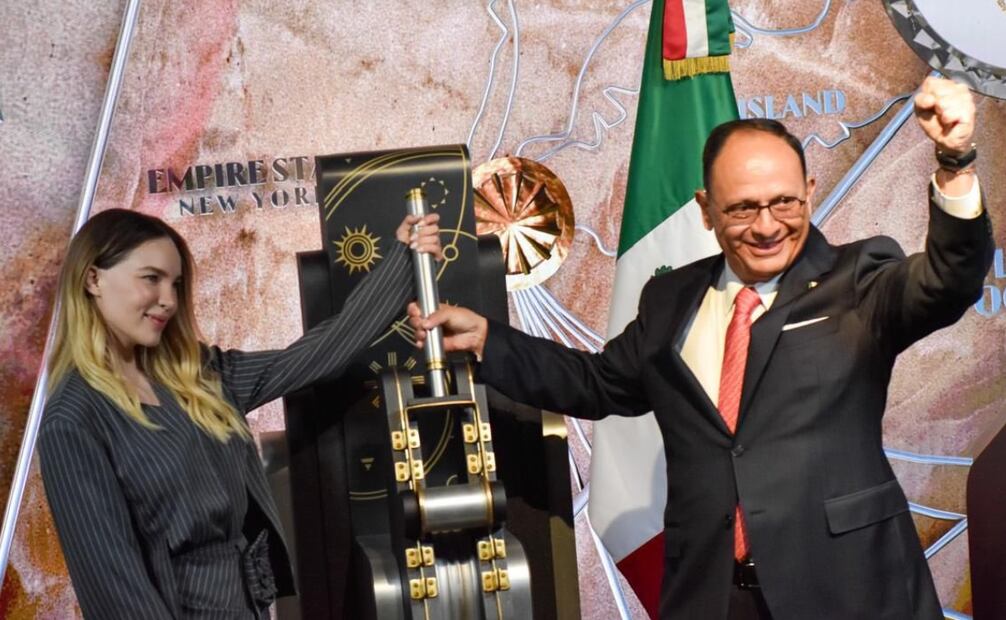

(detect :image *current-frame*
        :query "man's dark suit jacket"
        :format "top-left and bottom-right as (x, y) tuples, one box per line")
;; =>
(479, 195), (992, 619)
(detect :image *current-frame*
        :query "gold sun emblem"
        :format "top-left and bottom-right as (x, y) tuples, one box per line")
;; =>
(333, 225), (382, 274)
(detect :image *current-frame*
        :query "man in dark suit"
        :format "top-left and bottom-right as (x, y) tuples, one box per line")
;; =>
(409, 76), (991, 619)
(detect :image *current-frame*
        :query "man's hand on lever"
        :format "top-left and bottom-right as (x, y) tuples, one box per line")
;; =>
(408, 302), (488, 360)
(397, 213), (444, 260)
(914, 76), (978, 196)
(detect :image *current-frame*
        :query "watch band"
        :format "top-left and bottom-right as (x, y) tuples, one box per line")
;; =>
(935, 143), (977, 171)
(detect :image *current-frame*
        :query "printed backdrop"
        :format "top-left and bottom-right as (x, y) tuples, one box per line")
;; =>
(1, 1), (1004, 617)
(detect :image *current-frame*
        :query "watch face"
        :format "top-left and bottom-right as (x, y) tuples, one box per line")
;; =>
(884, 0), (1006, 99)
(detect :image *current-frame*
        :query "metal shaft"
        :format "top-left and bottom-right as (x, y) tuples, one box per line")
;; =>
(406, 188), (448, 397)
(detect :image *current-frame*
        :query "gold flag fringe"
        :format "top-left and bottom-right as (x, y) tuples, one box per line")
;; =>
(662, 33), (735, 81)
(662, 54), (731, 81)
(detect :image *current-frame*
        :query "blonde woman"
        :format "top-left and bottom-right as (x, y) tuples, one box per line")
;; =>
(38, 208), (441, 619)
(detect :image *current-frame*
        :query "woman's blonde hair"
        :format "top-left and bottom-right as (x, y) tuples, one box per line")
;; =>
(48, 209), (249, 442)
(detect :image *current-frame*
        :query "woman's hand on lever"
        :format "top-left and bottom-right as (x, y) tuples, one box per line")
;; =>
(396, 213), (443, 260)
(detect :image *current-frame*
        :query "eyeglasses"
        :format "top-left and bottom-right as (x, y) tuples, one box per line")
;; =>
(720, 195), (808, 225)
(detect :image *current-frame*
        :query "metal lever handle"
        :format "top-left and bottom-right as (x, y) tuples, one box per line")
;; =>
(406, 188), (448, 397)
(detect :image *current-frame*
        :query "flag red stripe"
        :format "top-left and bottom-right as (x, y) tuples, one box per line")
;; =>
(615, 531), (665, 619)
(662, 0), (688, 61)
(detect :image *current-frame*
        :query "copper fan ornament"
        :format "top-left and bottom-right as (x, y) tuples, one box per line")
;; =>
(473, 157), (575, 291)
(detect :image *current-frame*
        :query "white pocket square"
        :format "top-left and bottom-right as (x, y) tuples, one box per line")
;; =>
(782, 316), (830, 331)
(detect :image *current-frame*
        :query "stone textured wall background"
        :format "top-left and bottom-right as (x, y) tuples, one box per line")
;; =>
(1, 1), (1003, 617)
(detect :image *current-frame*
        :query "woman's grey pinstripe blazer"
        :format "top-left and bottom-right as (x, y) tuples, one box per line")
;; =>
(38, 242), (413, 618)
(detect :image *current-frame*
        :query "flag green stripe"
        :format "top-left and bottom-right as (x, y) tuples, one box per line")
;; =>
(705, 0), (735, 57)
(618, 0), (738, 257)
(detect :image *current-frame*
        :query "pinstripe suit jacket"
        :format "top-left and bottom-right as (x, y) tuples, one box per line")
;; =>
(39, 242), (413, 619)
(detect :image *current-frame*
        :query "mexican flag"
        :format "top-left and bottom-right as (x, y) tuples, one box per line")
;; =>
(587, 0), (738, 616)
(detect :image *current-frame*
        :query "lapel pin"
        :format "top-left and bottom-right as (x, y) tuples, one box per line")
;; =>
(807, 281), (818, 289)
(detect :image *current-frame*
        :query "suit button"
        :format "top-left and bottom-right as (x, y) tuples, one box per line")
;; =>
(731, 444), (745, 457)
(724, 513), (734, 528)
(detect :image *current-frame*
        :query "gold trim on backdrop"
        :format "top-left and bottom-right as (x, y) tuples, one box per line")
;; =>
(329, 146), (470, 351)
(481, 476), (494, 527)
(333, 225), (382, 274)
(543, 410), (579, 618)
(549, 514), (581, 619)
(326, 151), (452, 218)
(324, 149), (427, 215)
(541, 411), (568, 439)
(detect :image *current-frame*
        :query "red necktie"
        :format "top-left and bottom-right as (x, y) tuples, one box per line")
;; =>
(718, 286), (761, 560)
